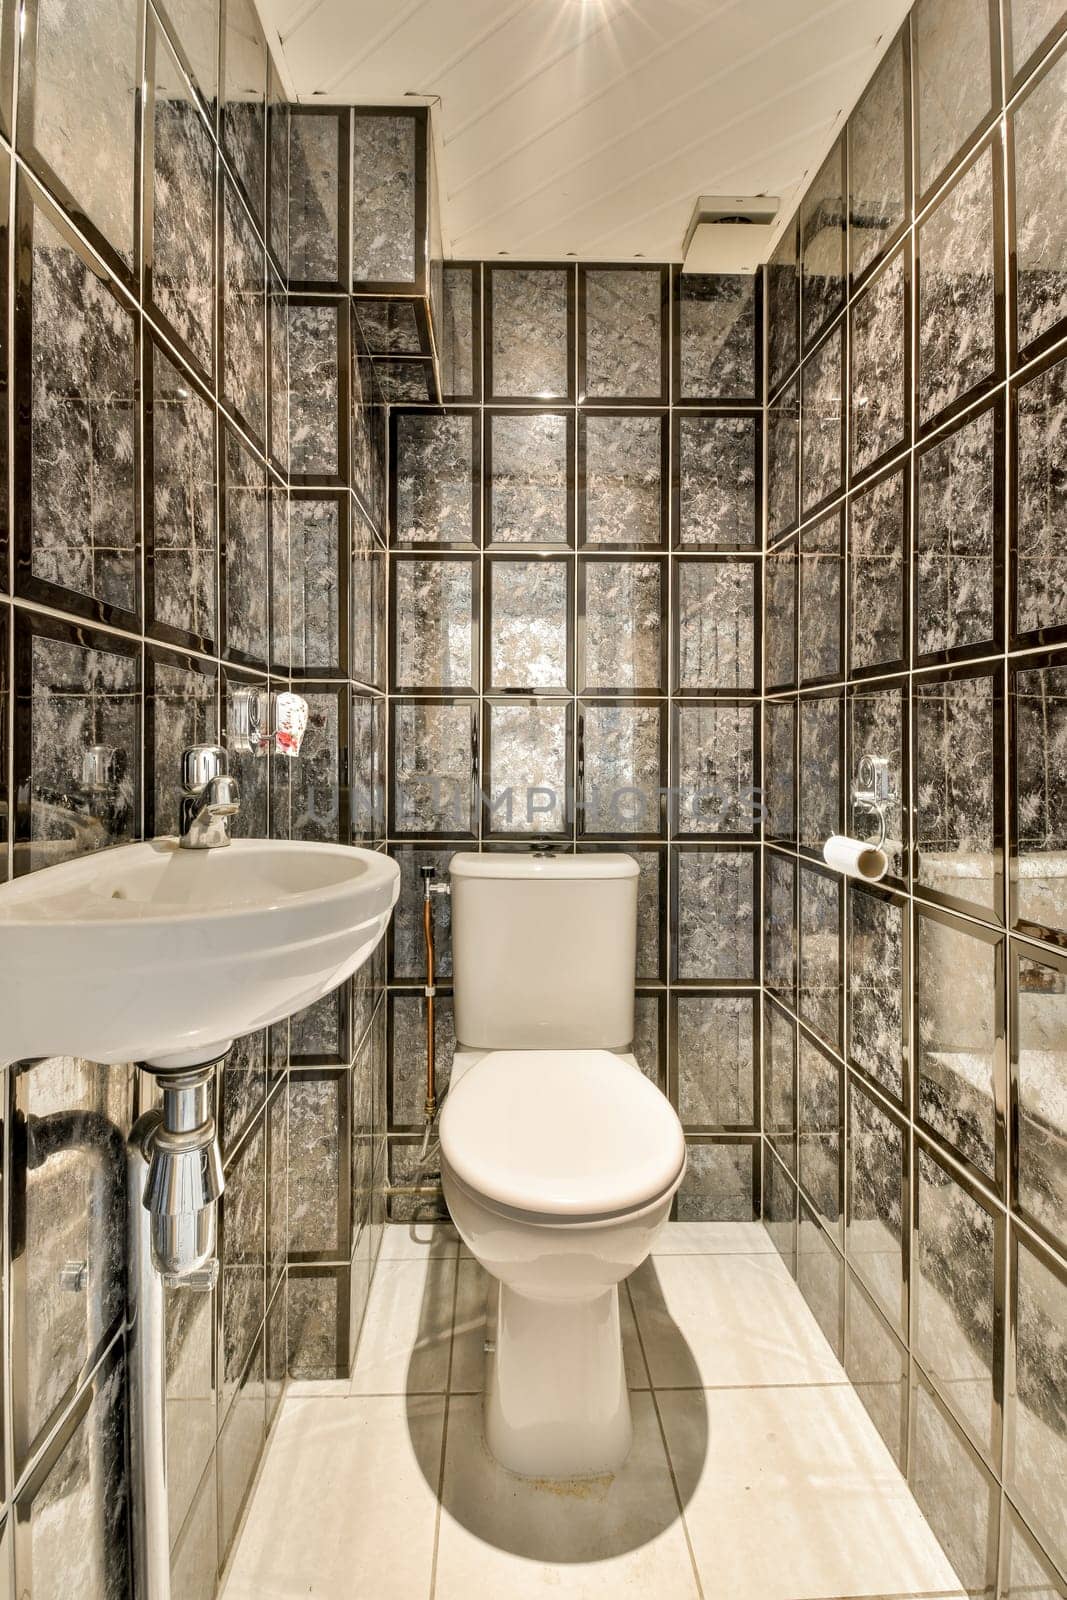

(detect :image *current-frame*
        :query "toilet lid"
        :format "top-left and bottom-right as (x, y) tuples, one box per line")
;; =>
(439, 1049), (686, 1219)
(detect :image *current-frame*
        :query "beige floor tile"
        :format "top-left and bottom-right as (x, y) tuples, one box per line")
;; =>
(376, 1220), (459, 1261)
(433, 1391), (700, 1598)
(652, 1221), (777, 1254)
(659, 1385), (965, 1600)
(221, 1394), (444, 1599)
(349, 1257), (456, 1395)
(630, 1251), (846, 1388)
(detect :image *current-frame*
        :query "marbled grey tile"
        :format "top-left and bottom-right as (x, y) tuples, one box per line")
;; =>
(799, 509), (843, 684)
(848, 1081), (906, 1332)
(28, 204), (137, 617)
(222, 0), (266, 227)
(1012, 1234), (1067, 1572)
(149, 17), (214, 371)
(488, 411), (571, 545)
(916, 403), (998, 657)
(218, 1338), (266, 1555)
(676, 273), (757, 400)
(289, 493), (341, 674)
(676, 558), (755, 692)
(765, 850), (797, 1003)
(583, 268), (663, 399)
(913, 671), (999, 916)
(675, 848), (756, 981)
(288, 301), (341, 478)
(289, 982), (347, 1064)
(764, 998), (797, 1170)
(765, 538), (797, 691)
(798, 693), (842, 850)
(1009, 0), (1067, 74)
(676, 413), (758, 549)
(580, 558), (663, 692)
(148, 342), (216, 647)
(764, 697), (795, 843)
(1014, 46), (1067, 355)
(768, 219), (799, 393)
(914, 0), (995, 195)
(802, 322), (844, 514)
(581, 701), (662, 835)
(1016, 352), (1067, 637)
(287, 1271), (343, 1376)
(268, 68), (289, 276)
(851, 249), (908, 476)
(798, 1031), (843, 1235)
(389, 845), (456, 980)
(488, 558), (570, 690)
(288, 1072), (347, 1255)
(911, 1377), (998, 1598)
(849, 31), (908, 281)
(269, 272), (288, 476)
(849, 681), (906, 878)
(390, 994), (455, 1127)
(350, 529), (385, 688)
(22, 627), (140, 872)
(915, 1145), (997, 1452)
(488, 266), (571, 400)
(220, 1029), (266, 1160)
(917, 142), (999, 428)
(674, 994), (755, 1129)
(224, 671), (267, 837)
(1013, 661), (1067, 940)
(393, 557), (475, 691)
(485, 700), (570, 834)
(26, 0), (138, 266)
(353, 113), (416, 284)
(676, 1142), (756, 1222)
(767, 376), (799, 539)
(222, 425), (268, 666)
(1000, 1504), (1067, 1600)
(849, 466), (907, 672)
(291, 688), (343, 844)
(1014, 949), (1067, 1251)
(352, 692), (385, 841)
(674, 702), (757, 835)
(145, 649), (216, 836)
(799, 865), (842, 1049)
(798, 1201), (844, 1356)
(580, 413), (664, 547)
(373, 360), (436, 404)
(915, 906), (999, 1176)
(393, 411), (476, 546)
(357, 298), (421, 355)
(441, 265), (476, 400)
(633, 992), (665, 1085)
(594, 847), (666, 982)
(221, 1116), (265, 1409)
(289, 110), (341, 284)
(222, 180), (266, 443)
(392, 701), (476, 835)
(801, 139), (846, 347)
(846, 1273), (908, 1468)
(164, 1264), (215, 1544)
(848, 886), (906, 1100)
(763, 1149), (798, 1271)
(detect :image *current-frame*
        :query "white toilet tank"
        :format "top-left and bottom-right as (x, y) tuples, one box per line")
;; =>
(449, 852), (638, 1049)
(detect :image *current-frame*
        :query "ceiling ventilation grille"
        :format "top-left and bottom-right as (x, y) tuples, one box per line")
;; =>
(681, 195), (780, 274)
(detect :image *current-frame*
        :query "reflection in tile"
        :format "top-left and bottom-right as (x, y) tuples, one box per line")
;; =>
(1014, 46), (1067, 354)
(798, 510), (842, 684)
(149, 17), (214, 370)
(268, 68), (289, 276)
(223, 427), (268, 666)
(289, 110), (342, 284)
(352, 113), (416, 284)
(488, 266), (570, 399)
(910, 1377), (997, 1599)
(488, 413), (570, 545)
(801, 139), (846, 346)
(675, 995), (755, 1129)
(148, 343), (216, 646)
(799, 866), (841, 1049)
(765, 851), (797, 1003)
(676, 414), (758, 549)
(162, 0), (220, 111)
(764, 999), (797, 1171)
(1014, 661), (1067, 941)
(222, 181), (266, 442)
(145, 651), (216, 836)
(583, 268), (663, 399)
(393, 412), (475, 546)
(218, 1340), (266, 1555)
(848, 886), (905, 1100)
(580, 559), (663, 691)
(913, 671), (999, 914)
(849, 466), (906, 671)
(675, 849), (756, 982)
(676, 559), (755, 692)
(485, 701), (570, 834)
(1013, 949), (1067, 1251)
(849, 32), (908, 280)
(1013, 1237), (1067, 1572)
(170, 1455), (217, 1600)
(915, 907), (998, 1177)
(797, 1201), (843, 1356)
(846, 1274), (908, 1468)
(291, 688), (344, 843)
(765, 539), (796, 690)
(767, 220), (799, 393)
(767, 377), (799, 540)
(676, 274), (757, 400)
(1016, 352), (1067, 638)
(798, 1033), (842, 1236)
(222, 0), (266, 226)
(763, 1150), (798, 1270)
(915, 1146), (996, 1453)
(488, 559), (569, 690)
(1001, 1503), (1067, 1600)
(916, 403), (998, 657)
(914, 0), (995, 194)
(392, 702), (475, 835)
(798, 695), (842, 851)
(358, 299), (421, 356)
(801, 323), (844, 514)
(288, 301), (341, 478)
(393, 558), (475, 692)
(221, 1118), (266, 1408)
(580, 414), (664, 547)
(674, 703), (757, 835)
(849, 682), (906, 878)
(165, 1268), (215, 1544)
(288, 1072), (347, 1255)
(850, 250), (908, 476)
(220, 1029), (266, 1158)
(917, 143), (998, 427)
(676, 1143), (756, 1221)
(581, 702), (663, 835)
(763, 698), (795, 842)
(441, 265), (475, 400)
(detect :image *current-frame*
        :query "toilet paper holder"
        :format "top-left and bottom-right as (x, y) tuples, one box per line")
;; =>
(851, 755), (892, 849)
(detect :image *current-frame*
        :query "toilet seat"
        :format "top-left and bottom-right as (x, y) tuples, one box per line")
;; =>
(439, 1048), (686, 1223)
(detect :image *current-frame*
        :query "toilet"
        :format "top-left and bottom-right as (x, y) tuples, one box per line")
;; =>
(439, 851), (685, 1480)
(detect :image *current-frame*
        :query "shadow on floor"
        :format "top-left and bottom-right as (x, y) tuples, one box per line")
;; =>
(402, 1216), (708, 1561)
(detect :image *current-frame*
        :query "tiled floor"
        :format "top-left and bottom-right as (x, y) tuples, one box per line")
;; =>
(221, 1222), (966, 1600)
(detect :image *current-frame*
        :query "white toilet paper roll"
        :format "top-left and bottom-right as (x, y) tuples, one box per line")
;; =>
(822, 835), (888, 882)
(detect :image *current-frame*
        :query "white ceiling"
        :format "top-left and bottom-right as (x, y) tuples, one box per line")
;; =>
(256, 0), (912, 263)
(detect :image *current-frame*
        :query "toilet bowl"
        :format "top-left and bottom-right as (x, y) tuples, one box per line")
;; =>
(440, 1046), (685, 1480)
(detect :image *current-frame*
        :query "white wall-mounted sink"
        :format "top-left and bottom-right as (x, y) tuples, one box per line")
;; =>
(0, 839), (400, 1068)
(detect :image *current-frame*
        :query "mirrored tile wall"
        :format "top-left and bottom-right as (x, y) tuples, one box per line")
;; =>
(762, 0), (1067, 1591)
(386, 259), (765, 1222)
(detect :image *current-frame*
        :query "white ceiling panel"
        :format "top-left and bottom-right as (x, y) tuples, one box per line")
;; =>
(256, 0), (913, 261)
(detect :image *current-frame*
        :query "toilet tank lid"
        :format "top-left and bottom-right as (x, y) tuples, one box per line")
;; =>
(449, 852), (639, 881)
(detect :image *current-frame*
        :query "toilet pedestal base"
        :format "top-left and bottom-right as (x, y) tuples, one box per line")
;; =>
(485, 1283), (632, 1479)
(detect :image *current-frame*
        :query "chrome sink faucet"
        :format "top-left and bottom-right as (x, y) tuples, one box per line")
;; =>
(179, 745), (241, 849)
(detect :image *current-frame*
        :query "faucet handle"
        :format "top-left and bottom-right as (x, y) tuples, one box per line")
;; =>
(181, 744), (229, 793)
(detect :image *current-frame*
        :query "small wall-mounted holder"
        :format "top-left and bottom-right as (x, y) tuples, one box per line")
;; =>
(851, 754), (892, 849)
(228, 687), (309, 759)
(824, 755), (894, 883)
